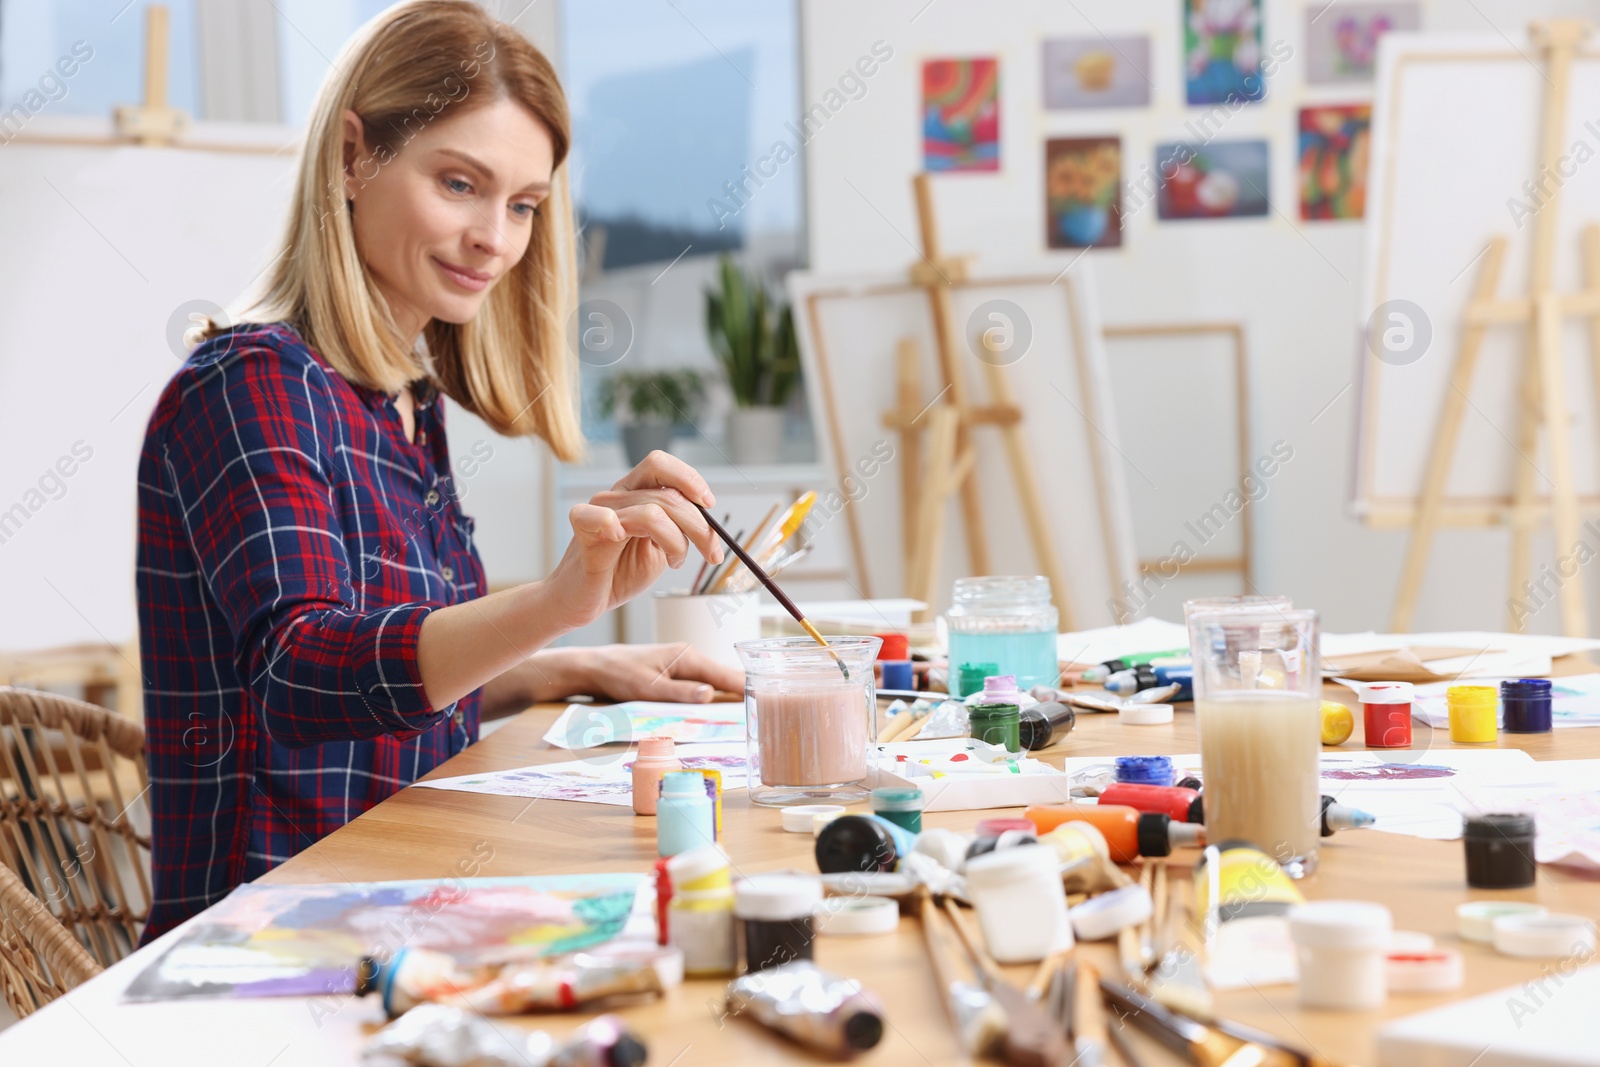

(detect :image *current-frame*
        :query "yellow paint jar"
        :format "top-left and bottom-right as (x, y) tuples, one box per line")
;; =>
(1447, 686), (1498, 743)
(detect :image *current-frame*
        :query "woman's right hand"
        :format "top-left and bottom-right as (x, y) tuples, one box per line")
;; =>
(543, 451), (725, 633)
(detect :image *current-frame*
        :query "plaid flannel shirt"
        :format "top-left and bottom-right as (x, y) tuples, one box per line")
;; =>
(136, 321), (486, 942)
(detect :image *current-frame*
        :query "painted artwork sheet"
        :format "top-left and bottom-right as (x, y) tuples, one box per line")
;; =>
(1042, 36), (1151, 109)
(922, 57), (999, 172)
(1046, 137), (1123, 249)
(416, 743), (750, 806)
(542, 701), (745, 750)
(1305, 1), (1421, 84)
(1154, 140), (1269, 219)
(123, 875), (644, 1001)
(1298, 104), (1371, 220)
(1458, 760), (1600, 869)
(1184, 0), (1265, 105)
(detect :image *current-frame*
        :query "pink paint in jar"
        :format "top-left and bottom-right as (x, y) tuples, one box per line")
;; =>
(1355, 681), (1413, 749)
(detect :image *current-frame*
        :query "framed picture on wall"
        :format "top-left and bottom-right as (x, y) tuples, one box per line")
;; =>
(922, 57), (1000, 171)
(1306, 2), (1421, 84)
(1298, 104), (1372, 220)
(1042, 36), (1152, 109)
(1154, 140), (1269, 219)
(1184, 0), (1266, 105)
(1046, 137), (1124, 248)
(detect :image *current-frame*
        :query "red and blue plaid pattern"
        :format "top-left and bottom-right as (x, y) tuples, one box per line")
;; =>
(136, 322), (486, 941)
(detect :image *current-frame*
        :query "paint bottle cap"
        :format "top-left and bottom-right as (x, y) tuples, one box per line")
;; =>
(637, 736), (676, 759)
(1287, 900), (1393, 949)
(733, 874), (822, 921)
(780, 804), (845, 833)
(1462, 812), (1535, 840)
(875, 633), (909, 660)
(958, 662), (999, 692)
(665, 843), (729, 887)
(1119, 703), (1174, 725)
(964, 843), (1059, 893)
(1116, 755), (1175, 786)
(1492, 912), (1597, 958)
(870, 787), (925, 813)
(1457, 901), (1548, 943)
(1499, 678), (1552, 695)
(1069, 884), (1154, 941)
(660, 770), (705, 796)
(813, 894), (900, 936)
(820, 870), (919, 898)
(1385, 947), (1464, 993)
(1446, 685), (1497, 707)
(1355, 681), (1414, 704)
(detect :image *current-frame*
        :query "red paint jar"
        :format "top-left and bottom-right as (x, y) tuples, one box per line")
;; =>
(1357, 681), (1414, 749)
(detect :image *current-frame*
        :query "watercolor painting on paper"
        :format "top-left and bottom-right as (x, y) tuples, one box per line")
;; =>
(1042, 37), (1151, 109)
(1306, 2), (1420, 84)
(1046, 137), (1123, 249)
(417, 743), (751, 806)
(1299, 104), (1371, 220)
(123, 875), (643, 1001)
(1184, 0), (1265, 105)
(542, 700), (745, 749)
(1154, 140), (1269, 220)
(923, 57), (1000, 172)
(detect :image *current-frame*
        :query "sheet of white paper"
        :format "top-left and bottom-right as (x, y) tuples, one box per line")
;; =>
(1320, 630), (1600, 659)
(541, 701), (745, 749)
(1319, 749), (1540, 840)
(1056, 617), (1190, 666)
(416, 742), (749, 806)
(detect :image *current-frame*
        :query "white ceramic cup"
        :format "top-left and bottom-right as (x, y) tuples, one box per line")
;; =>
(653, 591), (760, 669)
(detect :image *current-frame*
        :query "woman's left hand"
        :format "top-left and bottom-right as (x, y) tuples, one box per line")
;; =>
(519, 643), (743, 705)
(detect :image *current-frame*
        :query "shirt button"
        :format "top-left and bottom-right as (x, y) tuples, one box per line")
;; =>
(452, 708), (464, 726)
(425, 489), (441, 507)
(441, 565), (455, 582)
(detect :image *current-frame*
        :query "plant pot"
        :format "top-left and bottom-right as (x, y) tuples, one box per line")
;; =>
(727, 406), (786, 466)
(621, 423), (675, 467)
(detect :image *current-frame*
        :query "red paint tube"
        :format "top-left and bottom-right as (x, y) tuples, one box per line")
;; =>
(1098, 783), (1204, 824)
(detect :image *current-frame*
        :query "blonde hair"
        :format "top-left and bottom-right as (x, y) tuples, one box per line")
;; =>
(216, 0), (583, 459)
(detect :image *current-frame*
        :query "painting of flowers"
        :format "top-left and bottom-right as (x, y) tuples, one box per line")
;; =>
(1046, 137), (1123, 248)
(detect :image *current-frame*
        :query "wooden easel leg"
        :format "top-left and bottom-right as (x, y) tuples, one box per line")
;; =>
(1535, 292), (1589, 635)
(1506, 313), (1544, 632)
(894, 337), (924, 584)
(1390, 239), (1508, 631)
(1582, 224), (1600, 456)
(908, 406), (961, 622)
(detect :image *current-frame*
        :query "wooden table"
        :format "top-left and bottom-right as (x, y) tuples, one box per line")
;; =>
(3, 690), (1598, 1067)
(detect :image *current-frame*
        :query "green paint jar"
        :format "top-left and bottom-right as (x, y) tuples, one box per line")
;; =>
(870, 787), (925, 834)
(968, 702), (1022, 753)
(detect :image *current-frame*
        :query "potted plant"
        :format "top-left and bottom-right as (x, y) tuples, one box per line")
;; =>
(705, 255), (801, 465)
(597, 369), (705, 466)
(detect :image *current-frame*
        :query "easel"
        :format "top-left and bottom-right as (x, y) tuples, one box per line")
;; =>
(114, 5), (190, 146)
(1391, 20), (1600, 636)
(881, 174), (1075, 627)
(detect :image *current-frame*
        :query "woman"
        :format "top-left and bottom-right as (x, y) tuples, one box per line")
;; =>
(135, 1), (738, 942)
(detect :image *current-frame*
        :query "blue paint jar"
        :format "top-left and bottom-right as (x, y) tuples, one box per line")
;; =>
(1500, 679), (1553, 734)
(1115, 755), (1175, 787)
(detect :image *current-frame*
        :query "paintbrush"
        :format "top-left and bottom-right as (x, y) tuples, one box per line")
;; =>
(694, 502), (847, 678)
(939, 898), (1073, 1067)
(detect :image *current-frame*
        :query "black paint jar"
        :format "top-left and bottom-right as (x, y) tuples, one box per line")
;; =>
(1463, 813), (1536, 889)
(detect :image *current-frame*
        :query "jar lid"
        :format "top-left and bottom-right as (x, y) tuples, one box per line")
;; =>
(870, 787), (924, 811)
(982, 674), (1019, 693)
(875, 633), (909, 660)
(733, 874), (823, 920)
(1355, 681), (1414, 704)
(964, 842), (1060, 888)
(1492, 913), (1597, 958)
(1500, 678), (1553, 695)
(1116, 755), (1174, 785)
(666, 843), (729, 885)
(968, 702), (1021, 721)
(1069, 884), (1153, 941)
(660, 770), (706, 795)
(1457, 901), (1547, 943)
(1287, 900), (1393, 948)
(780, 804), (846, 833)
(820, 871), (918, 898)
(1119, 703), (1174, 725)
(958, 663), (999, 689)
(813, 895), (900, 936)
(637, 736), (676, 758)
(1446, 685), (1497, 706)
(1386, 948), (1464, 993)
(1463, 812), (1534, 839)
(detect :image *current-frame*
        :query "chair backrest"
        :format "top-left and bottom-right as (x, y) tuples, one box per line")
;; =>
(0, 861), (102, 1018)
(0, 687), (150, 968)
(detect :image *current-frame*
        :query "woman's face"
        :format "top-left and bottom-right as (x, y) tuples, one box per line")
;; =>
(342, 96), (554, 343)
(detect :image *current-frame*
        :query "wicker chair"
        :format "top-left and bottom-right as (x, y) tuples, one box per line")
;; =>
(0, 862), (102, 1017)
(0, 688), (151, 971)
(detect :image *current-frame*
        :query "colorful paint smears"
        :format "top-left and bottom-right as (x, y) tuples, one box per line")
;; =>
(1321, 763), (1454, 782)
(1299, 104), (1371, 220)
(923, 57), (1000, 172)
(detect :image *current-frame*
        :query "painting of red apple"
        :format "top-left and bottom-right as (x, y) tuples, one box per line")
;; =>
(1154, 140), (1269, 220)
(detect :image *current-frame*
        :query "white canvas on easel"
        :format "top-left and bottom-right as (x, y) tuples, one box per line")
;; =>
(1357, 31), (1600, 521)
(788, 261), (1139, 625)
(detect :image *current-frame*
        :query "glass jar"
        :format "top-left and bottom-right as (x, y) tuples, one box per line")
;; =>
(945, 576), (1059, 697)
(735, 636), (881, 807)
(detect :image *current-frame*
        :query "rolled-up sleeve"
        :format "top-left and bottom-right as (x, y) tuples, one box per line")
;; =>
(159, 344), (446, 748)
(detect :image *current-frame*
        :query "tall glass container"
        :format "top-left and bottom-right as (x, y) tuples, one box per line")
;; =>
(945, 576), (1059, 697)
(1188, 607), (1322, 878)
(735, 637), (880, 807)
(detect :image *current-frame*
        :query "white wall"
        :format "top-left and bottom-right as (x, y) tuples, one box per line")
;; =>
(799, 0), (1600, 634)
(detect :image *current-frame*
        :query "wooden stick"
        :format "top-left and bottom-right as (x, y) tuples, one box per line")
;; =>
(695, 504), (846, 676)
(1074, 960), (1109, 1065)
(941, 898), (1003, 985)
(893, 336), (924, 580)
(1026, 949), (1071, 1000)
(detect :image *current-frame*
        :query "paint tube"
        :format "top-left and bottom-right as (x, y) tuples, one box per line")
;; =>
(364, 1005), (646, 1067)
(359, 943), (683, 1018)
(725, 961), (885, 1056)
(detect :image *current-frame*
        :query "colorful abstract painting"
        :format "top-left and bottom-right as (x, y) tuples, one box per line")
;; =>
(124, 875), (644, 1001)
(1299, 104), (1371, 220)
(1184, 0), (1265, 105)
(1306, 2), (1420, 84)
(1154, 140), (1269, 220)
(923, 57), (1000, 172)
(542, 701), (745, 749)
(1042, 37), (1151, 109)
(1046, 137), (1123, 249)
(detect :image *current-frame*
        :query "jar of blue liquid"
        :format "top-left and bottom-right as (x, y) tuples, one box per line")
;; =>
(946, 576), (1059, 697)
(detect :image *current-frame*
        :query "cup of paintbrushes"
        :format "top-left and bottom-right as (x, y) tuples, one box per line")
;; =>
(653, 590), (760, 670)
